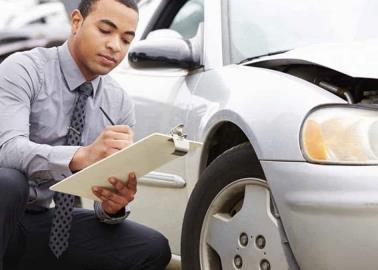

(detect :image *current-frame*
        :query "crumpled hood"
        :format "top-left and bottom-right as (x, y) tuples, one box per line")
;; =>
(247, 39), (378, 79)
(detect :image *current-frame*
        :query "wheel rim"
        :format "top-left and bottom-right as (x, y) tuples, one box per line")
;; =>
(199, 178), (288, 270)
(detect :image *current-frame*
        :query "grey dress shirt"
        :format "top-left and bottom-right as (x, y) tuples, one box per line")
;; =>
(0, 42), (135, 223)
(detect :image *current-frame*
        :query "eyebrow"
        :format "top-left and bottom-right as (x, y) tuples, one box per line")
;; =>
(99, 19), (135, 36)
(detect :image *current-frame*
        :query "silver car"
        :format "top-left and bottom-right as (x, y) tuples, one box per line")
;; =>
(109, 0), (378, 269)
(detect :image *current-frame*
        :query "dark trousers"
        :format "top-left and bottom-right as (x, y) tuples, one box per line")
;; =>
(0, 168), (171, 270)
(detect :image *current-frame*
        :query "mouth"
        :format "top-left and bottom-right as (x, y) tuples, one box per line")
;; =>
(97, 53), (117, 66)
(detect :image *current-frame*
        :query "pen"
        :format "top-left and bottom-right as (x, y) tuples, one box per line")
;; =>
(100, 106), (115, 125)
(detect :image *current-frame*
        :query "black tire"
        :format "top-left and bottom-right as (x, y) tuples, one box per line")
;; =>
(181, 142), (265, 270)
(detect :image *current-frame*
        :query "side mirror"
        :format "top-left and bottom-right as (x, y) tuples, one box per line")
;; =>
(128, 29), (201, 70)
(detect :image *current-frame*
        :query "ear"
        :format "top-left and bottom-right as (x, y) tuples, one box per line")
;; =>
(71, 9), (83, 35)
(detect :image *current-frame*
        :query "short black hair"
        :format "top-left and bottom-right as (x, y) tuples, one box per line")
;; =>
(78, 0), (138, 18)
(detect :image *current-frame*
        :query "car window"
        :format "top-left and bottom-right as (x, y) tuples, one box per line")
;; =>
(169, 0), (204, 39)
(135, 0), (162, 40)
(228, 0), (378, 64)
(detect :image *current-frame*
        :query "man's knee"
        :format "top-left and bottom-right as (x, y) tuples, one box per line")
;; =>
(146, 231), (172, 269)
(0, 168), (28, 205)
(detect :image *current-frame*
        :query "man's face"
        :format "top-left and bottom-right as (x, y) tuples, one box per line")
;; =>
(70, 0), (138, 80)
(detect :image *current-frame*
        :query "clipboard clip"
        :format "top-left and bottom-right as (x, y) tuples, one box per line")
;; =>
(169, 124), (189, 156)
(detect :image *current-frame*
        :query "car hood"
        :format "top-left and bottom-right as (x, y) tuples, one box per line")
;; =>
(247, 39), (378, 79)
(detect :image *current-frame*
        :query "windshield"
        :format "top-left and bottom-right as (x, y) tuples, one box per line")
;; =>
(228, 0), (378, 64)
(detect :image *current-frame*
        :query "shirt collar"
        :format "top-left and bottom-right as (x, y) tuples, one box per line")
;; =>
(58, 41), (101, 96)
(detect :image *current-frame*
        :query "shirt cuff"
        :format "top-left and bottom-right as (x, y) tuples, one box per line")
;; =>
(94, 201), (130, 224)
(48, 145), (81, 181)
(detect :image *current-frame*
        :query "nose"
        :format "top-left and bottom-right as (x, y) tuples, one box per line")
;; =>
(106, 35), (121, 53)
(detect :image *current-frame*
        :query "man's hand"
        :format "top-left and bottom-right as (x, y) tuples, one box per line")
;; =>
(92, 172), (137, 215)
(70, 125), (133, 172)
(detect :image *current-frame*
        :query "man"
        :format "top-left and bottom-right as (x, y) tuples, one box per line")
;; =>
(0, 0), (171, 269)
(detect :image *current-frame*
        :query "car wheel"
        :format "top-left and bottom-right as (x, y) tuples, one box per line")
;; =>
(181, 143), (289, 270)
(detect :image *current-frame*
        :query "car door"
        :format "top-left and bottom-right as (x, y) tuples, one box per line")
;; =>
(110, 0), (204, 255)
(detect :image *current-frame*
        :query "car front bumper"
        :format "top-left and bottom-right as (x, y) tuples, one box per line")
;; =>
(262, 161), (378, 270)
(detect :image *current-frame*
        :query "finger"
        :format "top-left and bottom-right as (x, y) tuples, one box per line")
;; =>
(92, 188), (105, 201)
(99, 185), (130, 206)
(105, 130), (132, 141)
(98, 192), (127, 206)
(127, 172), (137, 192)
(92, 186), (120, 202)
(108, 139), (133, 150)
(106, 125), (132, 134)
(92, 188), (115, 204)
(108, 177), (135, 203)
(108, 177), (129, 196)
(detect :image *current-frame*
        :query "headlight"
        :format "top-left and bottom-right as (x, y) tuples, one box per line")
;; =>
(301, 105), (378, 164)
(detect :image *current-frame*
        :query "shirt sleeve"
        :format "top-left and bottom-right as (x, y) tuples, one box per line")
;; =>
(0, 53), (79, 180)
(117, 87), (136, 128)
(94, 201), (130, 224)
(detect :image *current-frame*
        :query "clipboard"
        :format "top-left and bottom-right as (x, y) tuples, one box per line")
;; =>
(50, 131), (202, 201)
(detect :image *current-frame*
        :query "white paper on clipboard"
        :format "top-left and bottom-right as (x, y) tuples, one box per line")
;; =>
(50, 132), (202, 201)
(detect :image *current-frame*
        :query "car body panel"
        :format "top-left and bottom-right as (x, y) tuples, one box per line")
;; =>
(247, 39), (378, 79)
(111, 67), (203, 254)
(263, 161), (378, 270)
(202, 0), (223, 70)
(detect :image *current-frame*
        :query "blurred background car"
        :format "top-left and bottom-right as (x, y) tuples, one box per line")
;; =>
(0, 0), (74, 62)
(0, 0), (39, 29)
(0, 0), (145, 62)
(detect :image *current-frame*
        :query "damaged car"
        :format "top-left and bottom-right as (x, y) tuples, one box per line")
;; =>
(109, 0), (378, 269)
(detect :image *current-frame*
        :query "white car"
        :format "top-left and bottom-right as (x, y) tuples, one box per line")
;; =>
(0, 1), (68, 30)
(0, 0), (38, 29)
(110, 0), (378, 269)
(0, 1), (70, 63)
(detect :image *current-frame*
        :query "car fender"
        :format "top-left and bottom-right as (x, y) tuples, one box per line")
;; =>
(187, 65), (346, 164)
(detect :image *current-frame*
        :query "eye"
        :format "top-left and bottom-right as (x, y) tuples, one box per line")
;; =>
(99, 28), (111, 34)
(122, 39), (130, 45)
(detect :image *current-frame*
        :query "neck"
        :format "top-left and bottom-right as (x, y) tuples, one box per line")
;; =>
(68, 38), (97, 81)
